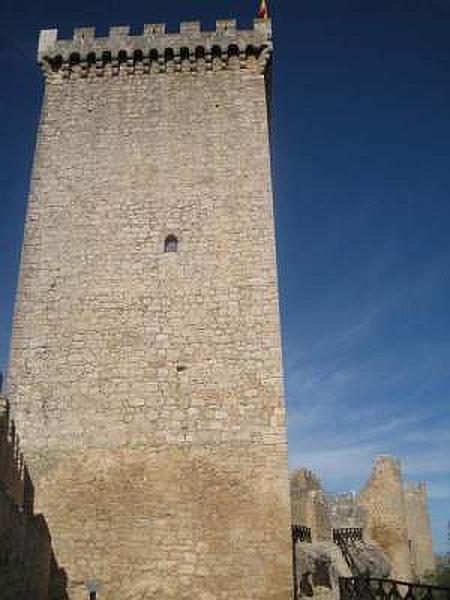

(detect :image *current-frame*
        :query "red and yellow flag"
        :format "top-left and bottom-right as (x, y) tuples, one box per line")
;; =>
(258, 0), (269, 19)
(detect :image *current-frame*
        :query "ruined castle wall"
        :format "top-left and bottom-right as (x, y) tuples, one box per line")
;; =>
(0, 496), (53, 600)
(311, 492), (332, 542)
(330, 493), (367, 533)
(404, 483), (435, 579)
(358, 457), (412, 580)
(7, 21), (292, 600)
(290, 469), (321, 528)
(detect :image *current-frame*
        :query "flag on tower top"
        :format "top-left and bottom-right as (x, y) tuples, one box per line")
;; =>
(258, 0), (269, 20)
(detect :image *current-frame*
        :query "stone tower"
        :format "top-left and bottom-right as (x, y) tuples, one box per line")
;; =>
(6, 18), (292, 600)
(405, 482), (435, 579)
(359, 457), (412, 580)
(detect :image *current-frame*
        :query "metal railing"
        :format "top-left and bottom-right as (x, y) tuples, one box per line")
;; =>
(339, 576), (450, 600)
(292, 525), (312, 544)
(333, 528), (363, 575)
(333, 528), (364, 544)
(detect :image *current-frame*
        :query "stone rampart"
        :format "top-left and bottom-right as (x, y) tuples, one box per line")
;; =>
(0, 397), (58, 600)
(0, 396), (33, 515)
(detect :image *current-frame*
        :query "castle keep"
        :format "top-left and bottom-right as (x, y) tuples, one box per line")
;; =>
(6, 18), (293, 599)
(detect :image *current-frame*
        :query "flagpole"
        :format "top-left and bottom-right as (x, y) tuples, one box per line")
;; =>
(258, 0), (269, 20)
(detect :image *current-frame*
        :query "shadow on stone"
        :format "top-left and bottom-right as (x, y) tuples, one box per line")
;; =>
(0, 396), (68, 600)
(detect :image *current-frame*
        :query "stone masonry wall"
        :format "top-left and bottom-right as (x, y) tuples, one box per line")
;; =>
(7, 19), (292, 600)
(404, 482), (435, 579)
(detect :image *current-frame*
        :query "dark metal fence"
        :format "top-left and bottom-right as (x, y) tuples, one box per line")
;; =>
(333, 527), (364, 544)
(292, 525), (312, 544)
(333, 528), (363, 574)
(339, 576), (450, 600)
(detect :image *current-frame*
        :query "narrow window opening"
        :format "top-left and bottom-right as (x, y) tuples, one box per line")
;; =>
(164, 235), (178, 253)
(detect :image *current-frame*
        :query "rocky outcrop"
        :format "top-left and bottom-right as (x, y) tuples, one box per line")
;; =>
(294, 540), (391, 598)
(343, 540), (391, 577)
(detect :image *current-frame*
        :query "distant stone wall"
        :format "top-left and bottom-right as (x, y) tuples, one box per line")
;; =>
(404, 482), (435, 578)
(330, 493), (367, 532)
(290, 469), (331, 542)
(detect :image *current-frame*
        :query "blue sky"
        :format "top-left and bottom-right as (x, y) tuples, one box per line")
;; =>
(0, 0), (449, 554)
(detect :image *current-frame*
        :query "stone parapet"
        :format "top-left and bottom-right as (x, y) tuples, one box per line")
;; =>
(38, 19), (272, 79)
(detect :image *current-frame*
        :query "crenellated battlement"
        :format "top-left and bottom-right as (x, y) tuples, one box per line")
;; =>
(38, 19), (272, 79)
(0, 396), (34, 515)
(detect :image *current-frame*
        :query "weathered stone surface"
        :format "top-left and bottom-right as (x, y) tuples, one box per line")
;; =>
(344, 540), (391, 578)
(294, 540), (390, 599)
(6, 18), (292, 600)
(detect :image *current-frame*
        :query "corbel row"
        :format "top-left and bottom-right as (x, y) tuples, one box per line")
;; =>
(41, 46), (271, 80)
